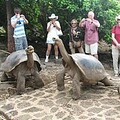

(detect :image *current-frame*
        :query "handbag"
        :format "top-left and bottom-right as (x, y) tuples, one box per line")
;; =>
(56, 29), (63, 36)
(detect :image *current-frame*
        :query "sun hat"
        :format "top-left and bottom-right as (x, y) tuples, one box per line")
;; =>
(49, 14), (58, 19)
(116, 15), (120, 20)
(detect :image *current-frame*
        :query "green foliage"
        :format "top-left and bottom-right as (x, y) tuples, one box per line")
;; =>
(1, 0), (120, 43)
(0, 0), (7, 29)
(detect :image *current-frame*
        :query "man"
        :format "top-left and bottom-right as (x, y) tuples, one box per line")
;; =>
(11, 8), (28, 51)
(79, 11), (100, 59)
(111, 15), (120, 76)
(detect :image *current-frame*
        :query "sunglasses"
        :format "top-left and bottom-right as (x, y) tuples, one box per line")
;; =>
(71, 23), (77, 24)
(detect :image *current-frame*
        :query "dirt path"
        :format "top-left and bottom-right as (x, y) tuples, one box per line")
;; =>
(0, 59), (120, 120)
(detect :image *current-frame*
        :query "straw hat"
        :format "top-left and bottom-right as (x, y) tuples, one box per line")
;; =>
(49, 13), (58, 19)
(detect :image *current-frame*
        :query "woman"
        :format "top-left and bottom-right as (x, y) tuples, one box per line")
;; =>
(45, 13), (62, 62)
(69, 19), (84, 54)
(112, 15), (120, 76)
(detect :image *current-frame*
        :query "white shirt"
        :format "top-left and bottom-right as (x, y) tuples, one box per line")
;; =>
(46, 21), (61, 44)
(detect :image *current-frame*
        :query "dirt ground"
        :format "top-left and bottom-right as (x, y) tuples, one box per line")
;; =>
(0, 57), (115, 101)
(0, 40), (115, 101)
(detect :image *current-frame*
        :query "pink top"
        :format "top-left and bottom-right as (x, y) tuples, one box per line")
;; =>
(81, 20), (99, 44)
(112, 25), (120, 46)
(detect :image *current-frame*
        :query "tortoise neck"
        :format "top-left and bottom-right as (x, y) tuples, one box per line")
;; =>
(26, 52), (34, 68)
(57, 40), (72, 65)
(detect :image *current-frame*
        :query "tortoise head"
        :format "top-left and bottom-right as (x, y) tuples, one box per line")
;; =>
(53, 37), (62, 45)
(25, 45), (34, 54)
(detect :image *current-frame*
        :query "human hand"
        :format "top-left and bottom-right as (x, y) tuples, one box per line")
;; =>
(73, 30), (77, 35)
(86, 18), (92, 22)
(52, 22), (56, 26)
(117, 44), (120, 48)
(20, 14), (25, 19)
(81, 18), (86, 22)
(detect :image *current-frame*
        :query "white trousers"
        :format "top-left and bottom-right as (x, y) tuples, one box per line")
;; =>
(112, 45), (120, 75)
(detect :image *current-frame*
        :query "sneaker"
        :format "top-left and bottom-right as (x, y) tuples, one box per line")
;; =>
(114, 74), (118, 77)
(55, 56), (58, 60)
(45, 58), (48, 62)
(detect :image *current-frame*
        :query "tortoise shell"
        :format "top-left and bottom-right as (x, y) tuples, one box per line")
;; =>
(1, 50), (41, 72)
(69, 53), (107, 81)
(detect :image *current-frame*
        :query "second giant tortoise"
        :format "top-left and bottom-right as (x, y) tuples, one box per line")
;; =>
(54, 38), (113, 100)
(1, 46), (44, 94)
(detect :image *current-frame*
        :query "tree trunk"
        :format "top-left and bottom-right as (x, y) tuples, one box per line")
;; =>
(6, 0), (15, 53)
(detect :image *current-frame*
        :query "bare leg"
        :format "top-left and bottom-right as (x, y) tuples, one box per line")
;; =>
(46, 44), (52, 56)
(78, 47), (84, 53)
(45, 44), (52, 62)
(54, 44), (59, 57)
(69, 42), (75, 54)
(77, 41), (84, 53)
(56, 69), (65, 91)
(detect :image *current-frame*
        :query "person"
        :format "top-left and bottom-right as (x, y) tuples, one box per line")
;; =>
(79, 11), (100, 59)
(11, 8), (28, 51)
(68, 19), (84, 54)
(111, 15), (120, 77)
(45, 13), (63, 62)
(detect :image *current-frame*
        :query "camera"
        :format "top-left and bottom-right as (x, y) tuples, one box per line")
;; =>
(17, 21), (21, 24)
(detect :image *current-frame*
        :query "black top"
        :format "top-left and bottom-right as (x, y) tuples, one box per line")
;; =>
(69, 27), (84, 42)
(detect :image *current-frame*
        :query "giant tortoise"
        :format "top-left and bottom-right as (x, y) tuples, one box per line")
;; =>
(53, 38), (113, 100)
(1, 45), (44, 94)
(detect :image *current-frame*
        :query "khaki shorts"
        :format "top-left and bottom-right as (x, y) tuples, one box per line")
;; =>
(85, 42), (98, 54)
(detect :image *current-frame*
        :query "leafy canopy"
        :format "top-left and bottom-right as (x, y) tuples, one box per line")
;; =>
(1, 0), (120, 43)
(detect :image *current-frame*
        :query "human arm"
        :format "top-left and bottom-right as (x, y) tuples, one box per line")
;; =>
(11, 14), (28, 28)
(11, 14), (20, 28)
(47, 22), (52, 32)
(20, 14), (28, 24)
(52, 21), (61, 31)
(112, 33), (120, 48)
(112, 26), (120, 48)
(79, 18), (86, 27)
(92, 20), (100, 27)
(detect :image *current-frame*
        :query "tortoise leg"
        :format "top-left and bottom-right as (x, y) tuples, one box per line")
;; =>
(72, 73), (81, 100)
(1, 72), (8, 82)
(56, 69), (65, 91)
(0, 110), (11, 120)
(100, 77), (113, 86)
(118, 87), (120, 94)
(33, 71), (44, 89)
(17, 72), (26, 94)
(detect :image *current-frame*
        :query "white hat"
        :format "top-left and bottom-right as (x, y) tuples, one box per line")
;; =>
(116, 15), (120, 20)
(49, 14), (58, 19)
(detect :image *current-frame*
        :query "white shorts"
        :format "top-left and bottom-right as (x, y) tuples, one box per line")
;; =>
(85, 42), (98, 55)
(46, 39), (55, 44)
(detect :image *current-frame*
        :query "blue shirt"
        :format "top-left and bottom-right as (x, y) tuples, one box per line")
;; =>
(11, 15), (26, 38)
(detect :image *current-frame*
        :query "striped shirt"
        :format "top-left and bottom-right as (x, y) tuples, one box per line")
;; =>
(11, 15), (26, 38)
